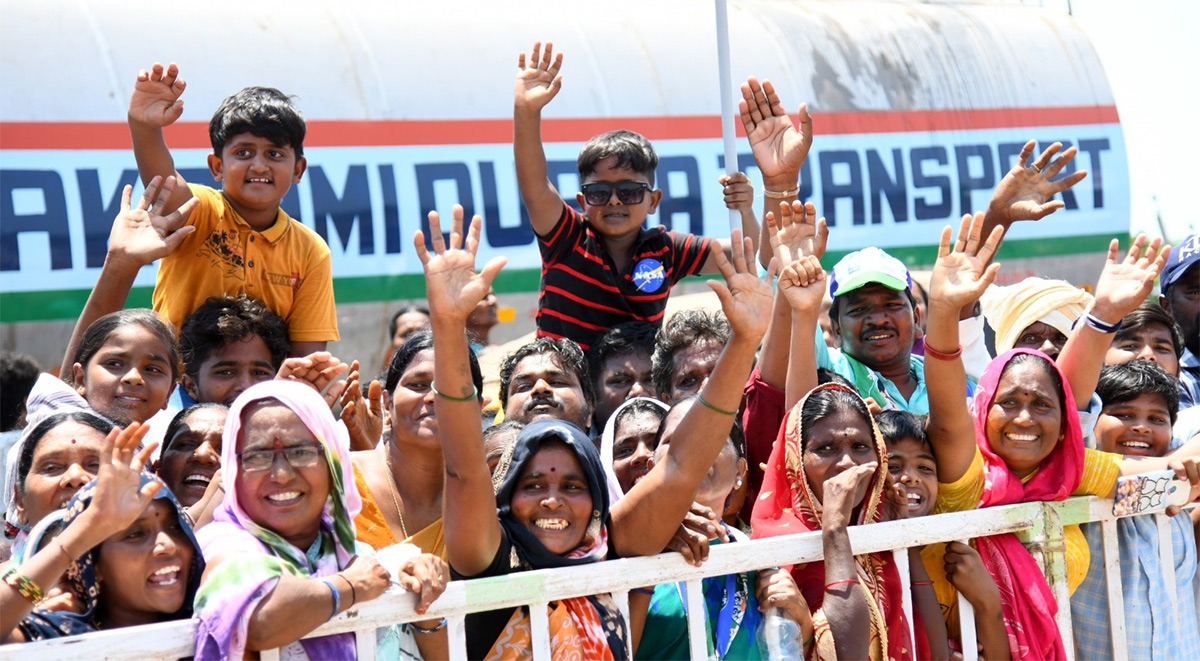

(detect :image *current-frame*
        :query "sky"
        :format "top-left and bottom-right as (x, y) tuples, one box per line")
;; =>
(1066, 0), (1199, 242)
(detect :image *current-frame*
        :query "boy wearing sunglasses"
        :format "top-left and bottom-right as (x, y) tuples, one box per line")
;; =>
(515, 42), (751, 350)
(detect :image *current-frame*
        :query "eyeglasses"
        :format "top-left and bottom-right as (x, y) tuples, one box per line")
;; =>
(237, 444), (324, 472)
(580, 181), (651, 206)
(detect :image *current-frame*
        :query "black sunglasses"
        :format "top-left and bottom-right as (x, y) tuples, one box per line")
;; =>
(580, 181), (651, 206)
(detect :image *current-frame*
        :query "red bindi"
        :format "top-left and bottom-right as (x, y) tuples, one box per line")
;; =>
(70, 438), (76, 444)
(549, 467), (556, 472)
(273, 437), (283, 449)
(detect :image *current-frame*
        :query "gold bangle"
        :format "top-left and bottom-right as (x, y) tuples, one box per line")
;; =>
(431, 382), (478, 402)
(763, 186), (800, 199)
(697, 393), (738, 417)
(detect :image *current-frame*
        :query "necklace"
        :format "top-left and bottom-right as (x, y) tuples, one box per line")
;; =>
(383, 445), (410, 540)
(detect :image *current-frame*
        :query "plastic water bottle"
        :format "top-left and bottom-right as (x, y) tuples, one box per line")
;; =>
(757, 607), (803, 660)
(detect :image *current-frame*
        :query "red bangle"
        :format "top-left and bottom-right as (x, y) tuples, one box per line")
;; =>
(825, 578), (859, 592)
(911, 580), (934, 587)
(923, 343), (963, 361)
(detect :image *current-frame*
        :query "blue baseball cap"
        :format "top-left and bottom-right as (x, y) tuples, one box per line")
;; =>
(1161, 234), (1199, 289)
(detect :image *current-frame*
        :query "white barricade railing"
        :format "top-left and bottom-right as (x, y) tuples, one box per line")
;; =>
(4, 495), (1193, 660)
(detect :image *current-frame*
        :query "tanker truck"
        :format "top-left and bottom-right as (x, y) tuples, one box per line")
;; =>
(0, 0), (1127, 368)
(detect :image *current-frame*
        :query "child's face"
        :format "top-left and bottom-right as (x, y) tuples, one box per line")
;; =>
(183, 335), (276, 406)
(1105, 322), (1179, 376)
(1094, 393), (1173, 458)
(73, 324), (175, 425)
(885, 437), (938, 517)
(575, 157), (661, 243)
(208, 132), (305, 221)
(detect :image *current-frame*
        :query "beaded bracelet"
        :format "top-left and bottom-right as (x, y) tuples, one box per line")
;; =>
(824, 578), (859, 592)
(2, 566), (45, 604)
(923, 343), (962, 362)
(431, 382), (478, 402)
(697, 393), (738, 417)
(318, 578), (341, 620)
(409, 618), (448, 634)
(763, 186), (801, 199)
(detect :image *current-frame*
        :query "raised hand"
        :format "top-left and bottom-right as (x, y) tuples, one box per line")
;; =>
(276, 351), (350, 406)
(340, 361), (384, 451)
(739, 77), (812, 183)
(719, 172), (755, 214)
(128, 62), (187, 128)
(929, 213), (1004, 313)
(415, 205), (507, 324)
(707, 230), (774, 341)
(821, 462), (876, 525)
(766, 199), (827, 262)
(986, 140), (1088, 225)
(87, 422), (161, 530)
(778, 255), (826, 314)
(107, 175), (198, 268)
(514, 42), (563, 113)
(1091, 234), (1170, 323)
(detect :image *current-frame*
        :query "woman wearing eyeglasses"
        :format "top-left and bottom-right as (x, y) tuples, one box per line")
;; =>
(192, 380), (449, 660)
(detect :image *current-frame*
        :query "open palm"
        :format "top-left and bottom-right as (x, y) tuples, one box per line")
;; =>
(128, 62), (186, 128)
(740, 78), (812, 180)
(514, 42), (563, 112)
(416, 205), (506, 323)
(930, 214), (1004, 311)
(88, 423), (160, 530)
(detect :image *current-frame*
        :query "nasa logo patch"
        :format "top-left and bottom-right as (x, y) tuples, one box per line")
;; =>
(632, 258), (665, 293)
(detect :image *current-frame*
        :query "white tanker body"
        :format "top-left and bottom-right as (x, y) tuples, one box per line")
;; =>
(0, 0), (1127, 368)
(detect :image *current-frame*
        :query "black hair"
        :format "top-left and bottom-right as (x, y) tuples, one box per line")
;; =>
(816, 368), (857, 391)
(180, 295), (290, 379)
(1096, 360), (1180, 424)
(16, 411), (115, 496)
(577, 130), (659, 186)
(875, 410), (929, 448)
(385, 330), (484, 400)
(388, 305), (431, 342)
(71, 309), (181, 384)
(612, 399), (668, 437)
(798, 387), (872, 453)
(1115, 301), (1184, 359)
(587, 321), (658, 387)
(829, 286), (917, 322)
(498, 337), (594, 411)
(0, 353), (40, 431)
(651, 310), (731, 397)
(209, 86), (306, 157)
(159, 403), (229, 456)
(999, 353), (1067, 414)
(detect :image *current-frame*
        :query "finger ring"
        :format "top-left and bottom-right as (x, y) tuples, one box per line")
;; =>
(1030, 163), (1043, 174)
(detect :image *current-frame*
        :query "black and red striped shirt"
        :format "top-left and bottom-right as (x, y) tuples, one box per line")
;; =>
(536, 202), (712, 350)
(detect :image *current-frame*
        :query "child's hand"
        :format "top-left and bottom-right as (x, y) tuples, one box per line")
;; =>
(707, 230), (773, 342)
(944, 541), (1002, 612)
(985, 141), (1088, 227)
(928, 213), (1004, 315)
(739, 77), (812, 184)
(128, 62), (187, 128)
(1090, 234), (1170, 325)
(107, 175), (198, 268)
(779, 256), (826, 314)
(339, 361), (384, 451)
(514, 42), (563, 114)
(415, 205), (507, 324)
(719, 172), (755, 214)
(766, 199), (827, 263)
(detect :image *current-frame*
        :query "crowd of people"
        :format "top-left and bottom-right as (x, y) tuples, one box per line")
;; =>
(1, 39), (1199, 660)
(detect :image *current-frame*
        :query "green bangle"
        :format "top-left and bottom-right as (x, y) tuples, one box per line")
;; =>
(697, 393), (737, 417)
(431, 382), (478, 402)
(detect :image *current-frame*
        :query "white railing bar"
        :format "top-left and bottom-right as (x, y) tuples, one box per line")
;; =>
(260, 647), (281, 661)
(446, 614), (468, 661)
(1100, 518), (1129, 661)
(355, 628), (376, 661)
(1155, 513), (1178, 613)
(955, 539), (979, 661)
(530, 600), (551, 661)
(893, 548), (917, 655)
(684, 579), (708, 660)
(9, 495), (1189, 660)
